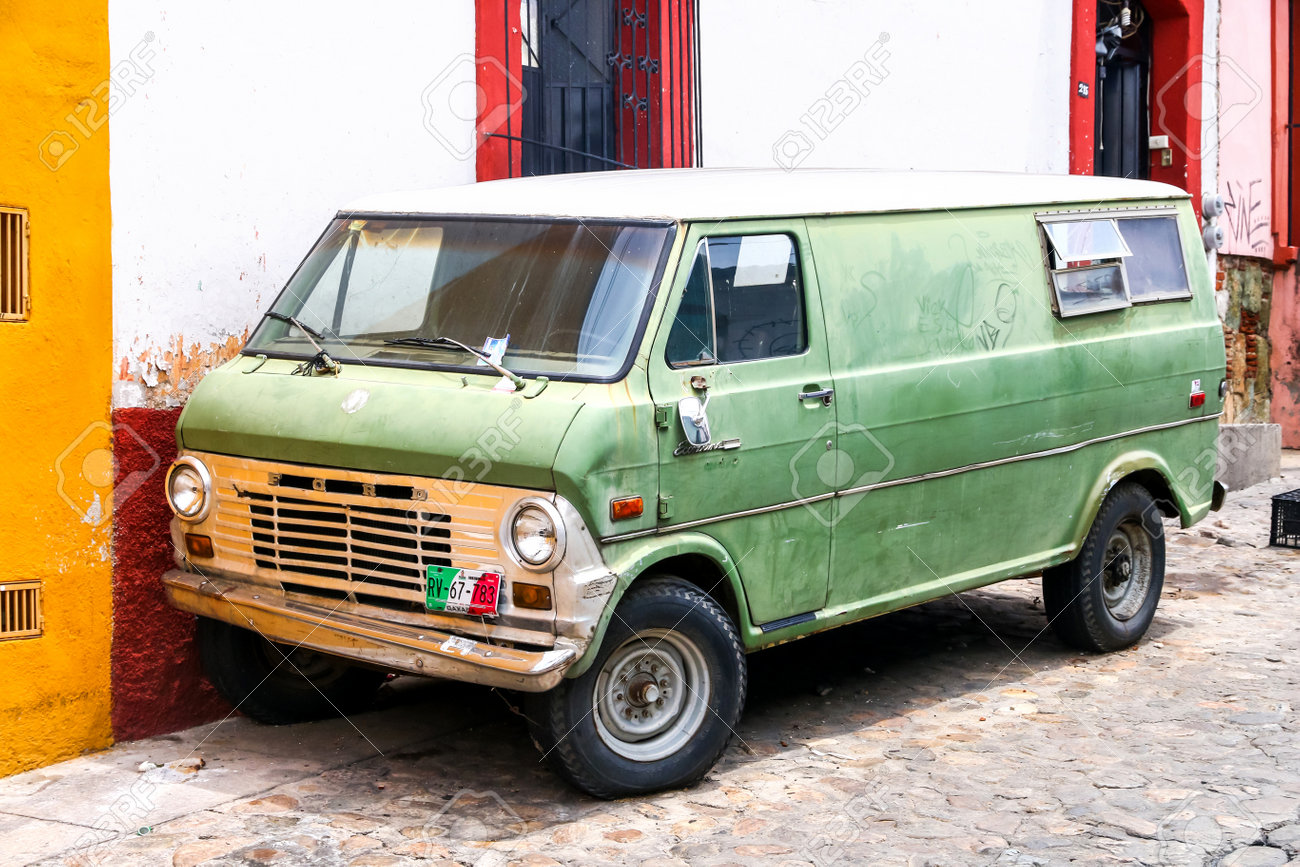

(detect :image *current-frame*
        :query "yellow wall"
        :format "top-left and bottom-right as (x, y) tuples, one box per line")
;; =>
(0, 0), (114, 774)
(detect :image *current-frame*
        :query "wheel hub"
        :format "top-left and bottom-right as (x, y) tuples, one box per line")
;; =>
(626, 675), (661, 707)
(1101, 521), (1153, 621)
(593, 628), (711, 762)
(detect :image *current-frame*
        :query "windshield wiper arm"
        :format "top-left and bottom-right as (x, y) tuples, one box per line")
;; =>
(264, 311), (325, 342)
(262, 311), (341, 373)
(384, 336), (525, 390)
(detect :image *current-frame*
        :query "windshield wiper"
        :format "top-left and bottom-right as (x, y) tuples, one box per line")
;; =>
(264, 311), (326, 341)
(384, 336), (525, 390)
(263, 311), (341, 374)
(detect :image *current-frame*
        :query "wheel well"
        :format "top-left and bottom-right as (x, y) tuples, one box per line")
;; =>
(1122, 469), (1179, 518)
(638, 554), (743, 628)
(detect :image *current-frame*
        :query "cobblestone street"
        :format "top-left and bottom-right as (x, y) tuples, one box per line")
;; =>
(4, 461), (1299, 867)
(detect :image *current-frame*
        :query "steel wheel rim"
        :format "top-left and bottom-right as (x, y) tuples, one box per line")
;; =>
(1101, 520), (1152, 621)
(593, 628), (711, 762)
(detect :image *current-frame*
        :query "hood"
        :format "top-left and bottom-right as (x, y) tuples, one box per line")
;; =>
(177, 356), (585, 490)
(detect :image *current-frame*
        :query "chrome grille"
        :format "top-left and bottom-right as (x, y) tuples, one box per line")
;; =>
(208, 456), (506, 614)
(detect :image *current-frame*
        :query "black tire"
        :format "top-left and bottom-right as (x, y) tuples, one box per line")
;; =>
(197, 617), (386, 725)
(1042, 482), (1166, 652)
(527, 576), (747, 799)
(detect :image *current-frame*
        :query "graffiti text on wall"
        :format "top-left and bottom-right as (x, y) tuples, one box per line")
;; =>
(1223, 178), (1271, 256)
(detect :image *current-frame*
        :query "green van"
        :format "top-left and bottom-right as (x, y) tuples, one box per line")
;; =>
(162, 169), (1227, 797)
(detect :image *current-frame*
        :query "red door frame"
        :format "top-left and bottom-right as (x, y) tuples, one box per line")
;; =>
(1277, 0), (1297, 260)
(474, 0), (524, 182)
(1069, 0), (1204, 209)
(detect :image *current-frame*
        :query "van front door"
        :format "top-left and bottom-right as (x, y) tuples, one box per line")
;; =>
(648, 222), (835, 628)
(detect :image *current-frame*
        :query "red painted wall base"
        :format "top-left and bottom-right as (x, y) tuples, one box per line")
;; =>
(111, 407), (229, 741)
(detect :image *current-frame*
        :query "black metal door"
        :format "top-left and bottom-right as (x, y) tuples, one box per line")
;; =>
(1094, 0), (1152, 180)
(1095, 57), (1148, 180)
(521, 0), (619, 175)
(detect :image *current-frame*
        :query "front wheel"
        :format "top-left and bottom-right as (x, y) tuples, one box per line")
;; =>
(527, 576), (747, 799)
(1042, 482), (1166, 652)
(197, 617), (387, 725)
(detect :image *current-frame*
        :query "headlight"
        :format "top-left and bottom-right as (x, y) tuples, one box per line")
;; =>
(166, 457), (212, 522)
(509, 499), (565, 570)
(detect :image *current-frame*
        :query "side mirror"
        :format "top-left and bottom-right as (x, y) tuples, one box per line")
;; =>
(678, 396), (711, 445)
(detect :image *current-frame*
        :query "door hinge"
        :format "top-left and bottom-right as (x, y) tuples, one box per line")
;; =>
(654, 403), (673, 429)
(657, 494), (673, 520)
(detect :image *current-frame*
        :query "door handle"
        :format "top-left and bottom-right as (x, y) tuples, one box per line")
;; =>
(798, 387), (835, 407)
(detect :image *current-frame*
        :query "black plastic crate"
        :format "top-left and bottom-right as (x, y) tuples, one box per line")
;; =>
(1270, 489), (1300, 548)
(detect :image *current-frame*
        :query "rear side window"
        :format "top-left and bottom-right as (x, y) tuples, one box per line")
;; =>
(1118, 216), (1191, 301)
(666, 234), (807, 366)
(1038, 209), (1191, 317)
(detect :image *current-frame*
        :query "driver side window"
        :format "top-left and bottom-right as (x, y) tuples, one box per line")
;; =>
(665, 234), (806, 367)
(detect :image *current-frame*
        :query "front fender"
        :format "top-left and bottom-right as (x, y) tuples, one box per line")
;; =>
(564, 531), (753, 678)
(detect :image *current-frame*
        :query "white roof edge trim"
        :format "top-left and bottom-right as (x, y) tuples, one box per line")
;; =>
(339, 168), (1190, 222)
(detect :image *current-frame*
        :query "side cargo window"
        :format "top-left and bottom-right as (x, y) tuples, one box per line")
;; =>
(666, 234), (807, 366)
(1038, 209), (1192, 318)
(1116, 215), (1191, 302)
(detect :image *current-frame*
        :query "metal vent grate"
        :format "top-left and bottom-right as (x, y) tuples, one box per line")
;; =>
(0, 581), (43, 640)
(0, 207), (30, 321)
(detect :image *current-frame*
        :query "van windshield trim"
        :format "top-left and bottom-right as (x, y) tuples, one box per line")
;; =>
(241, 215), (678, 385)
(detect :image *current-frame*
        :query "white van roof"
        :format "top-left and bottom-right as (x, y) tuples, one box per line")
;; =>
(342, 168), (1189, 222)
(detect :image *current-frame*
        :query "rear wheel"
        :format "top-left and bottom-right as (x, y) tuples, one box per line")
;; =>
(1042, 482), (1165, 652)
(197, 617), (386, 724)
(528, 576), (746, 799)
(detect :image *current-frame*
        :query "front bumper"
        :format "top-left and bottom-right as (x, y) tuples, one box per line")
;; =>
(164, 569), (576, 692)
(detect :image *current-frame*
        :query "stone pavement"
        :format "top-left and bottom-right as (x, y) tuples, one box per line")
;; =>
(4, 461), (1300, 867)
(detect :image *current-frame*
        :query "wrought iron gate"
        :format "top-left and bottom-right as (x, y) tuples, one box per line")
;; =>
(501, 0), (701, 176)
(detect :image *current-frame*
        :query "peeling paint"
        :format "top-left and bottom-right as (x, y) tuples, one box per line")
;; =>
(115, 330), (249, 409)
(82, 492), (104, 525)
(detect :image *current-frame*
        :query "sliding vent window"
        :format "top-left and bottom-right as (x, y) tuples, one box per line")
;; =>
(666, 234), (806, 367)
(1117, 216), (1191, 302)
(1041, 217), (1133, 317)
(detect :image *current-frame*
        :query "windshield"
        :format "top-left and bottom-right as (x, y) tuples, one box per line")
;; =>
(245, 217), (675, 380)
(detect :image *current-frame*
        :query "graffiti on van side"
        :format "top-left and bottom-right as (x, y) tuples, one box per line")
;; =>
(843, 234), (1027, 362)
(967, 234), (1037, 281)
(1222, 178), (1270, 255)
(915, 274), (1019, 357)
(975, 283), (1019, 351)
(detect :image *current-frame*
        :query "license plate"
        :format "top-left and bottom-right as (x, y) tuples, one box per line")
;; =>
(426, 566), (500, 618)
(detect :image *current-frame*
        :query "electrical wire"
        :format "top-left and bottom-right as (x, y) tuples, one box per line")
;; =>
(1098, 0), (1145, 40)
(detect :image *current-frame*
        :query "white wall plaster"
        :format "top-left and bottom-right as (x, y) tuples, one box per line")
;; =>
(698, 0), (1073, 173)
(109, 0), (477, 408)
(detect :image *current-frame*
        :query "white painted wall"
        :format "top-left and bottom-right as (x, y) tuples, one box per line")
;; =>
(699, 0), (1073, 174)
(109, 0), (476, 408)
